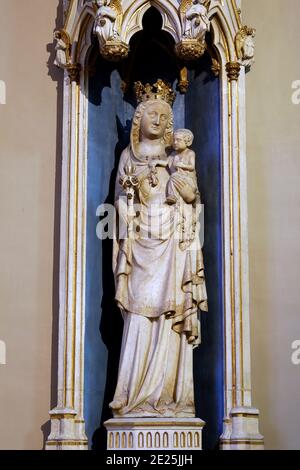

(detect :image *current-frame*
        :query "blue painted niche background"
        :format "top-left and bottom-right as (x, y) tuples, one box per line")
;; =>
(85, 51), (223, 450)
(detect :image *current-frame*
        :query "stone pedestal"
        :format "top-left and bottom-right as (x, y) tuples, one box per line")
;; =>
(104, 418), (205, 451)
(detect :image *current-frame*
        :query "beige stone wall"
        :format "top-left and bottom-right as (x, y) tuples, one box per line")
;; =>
(244, 0), (300, 450)
(0, 0), (61, 449)
(0, 0), (299, 450)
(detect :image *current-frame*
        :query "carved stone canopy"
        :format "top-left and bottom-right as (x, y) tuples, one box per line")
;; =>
(92, 0), (212, 61)
(54, 1), (255, 81)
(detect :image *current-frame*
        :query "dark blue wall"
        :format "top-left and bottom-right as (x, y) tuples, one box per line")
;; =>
(85, 60), (135, 449)
(186, 56), (224, 450)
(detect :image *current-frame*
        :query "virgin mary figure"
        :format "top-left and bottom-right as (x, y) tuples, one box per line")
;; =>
(109, 81), (208, 418)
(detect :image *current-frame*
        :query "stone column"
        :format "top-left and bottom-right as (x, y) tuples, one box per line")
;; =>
(46, 70), (88, 450)
(219, 62), (264, 450)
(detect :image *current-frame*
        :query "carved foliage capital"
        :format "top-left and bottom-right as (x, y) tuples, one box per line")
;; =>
(175, 39), (206, 61)
(226, 62), (241, 81)
(67, 63), (82, 83)
(101, 41), (129, 61)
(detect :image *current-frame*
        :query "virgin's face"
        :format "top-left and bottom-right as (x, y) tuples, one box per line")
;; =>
(140, 102), (170, 140)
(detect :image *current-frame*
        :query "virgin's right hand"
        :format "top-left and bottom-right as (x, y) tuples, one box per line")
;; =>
(172, 175), (196, 204)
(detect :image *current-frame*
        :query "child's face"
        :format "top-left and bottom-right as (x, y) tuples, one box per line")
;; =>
(173, 133), (187, 152)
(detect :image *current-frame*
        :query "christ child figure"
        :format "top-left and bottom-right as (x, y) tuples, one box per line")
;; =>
(166, 128), (196, 205)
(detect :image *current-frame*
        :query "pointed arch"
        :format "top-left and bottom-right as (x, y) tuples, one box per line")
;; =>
(121, 0), (182, 43)
(209, 4), (238, 62)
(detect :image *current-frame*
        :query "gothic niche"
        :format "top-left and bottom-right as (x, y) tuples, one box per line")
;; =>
(84, 6), (223, 450)
(47, 0), (263, 453)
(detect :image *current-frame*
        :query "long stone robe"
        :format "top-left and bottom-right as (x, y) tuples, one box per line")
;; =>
(110, 146), (208, 418)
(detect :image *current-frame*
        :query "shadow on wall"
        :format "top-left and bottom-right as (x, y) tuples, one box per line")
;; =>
(83, 50), (131, 451)
(41, 0), (64, 450)
(91, 91), (130, 452)
(91, 130), (125, 452)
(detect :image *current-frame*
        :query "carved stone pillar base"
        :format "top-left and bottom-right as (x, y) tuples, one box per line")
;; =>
(104, 418), (205, 451)
(220, 407), (264, 450)
(45, 408), (88, 450)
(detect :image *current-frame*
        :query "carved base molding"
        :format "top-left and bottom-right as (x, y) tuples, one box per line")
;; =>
(45, 408), (88, 450)
(220, 407), (264, 450)
(104, 418), (205, 451)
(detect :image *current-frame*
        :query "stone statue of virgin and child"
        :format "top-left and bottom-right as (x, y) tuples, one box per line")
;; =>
(109, 80), (208, 419)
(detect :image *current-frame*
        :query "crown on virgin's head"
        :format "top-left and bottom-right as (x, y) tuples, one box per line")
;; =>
(134, 79), (176, 106)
